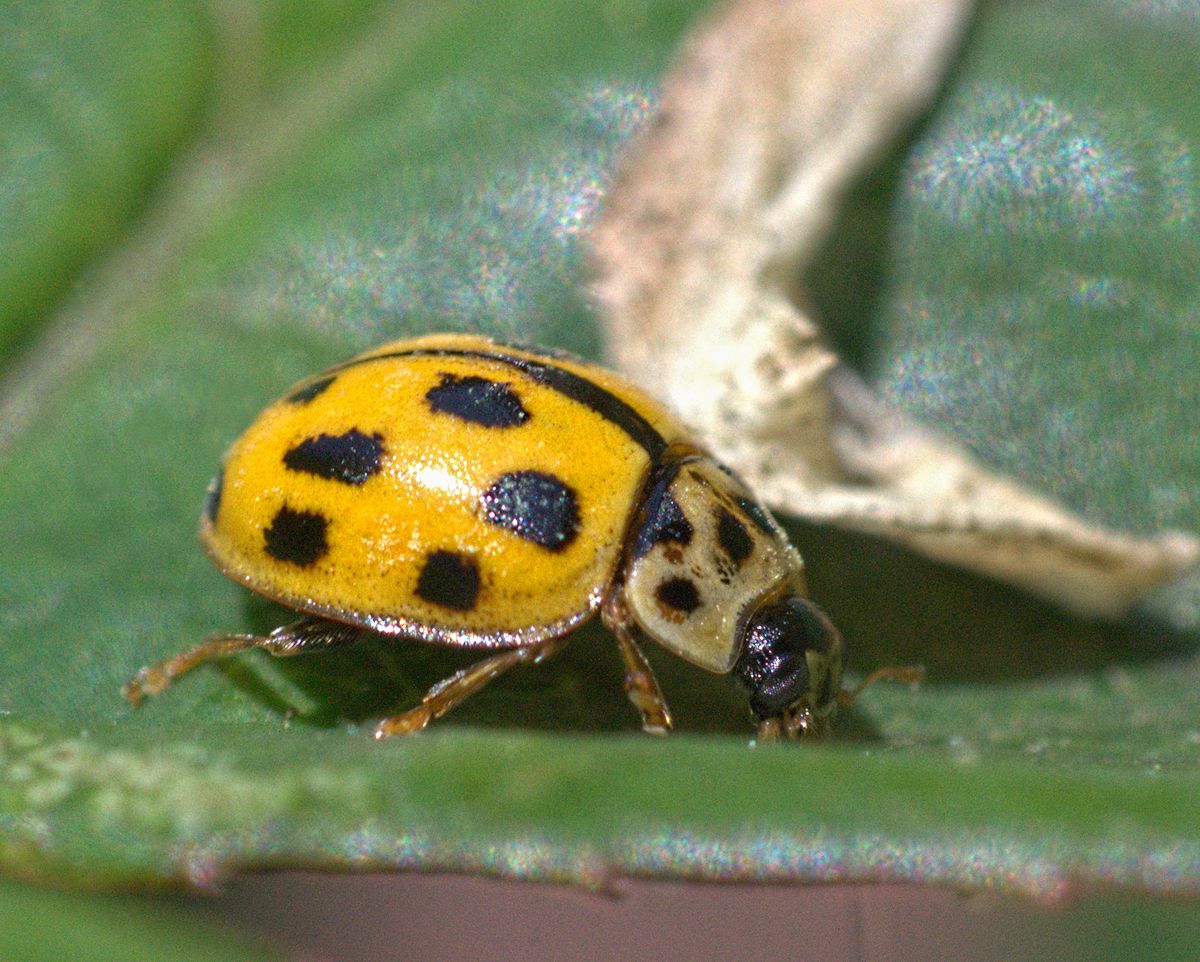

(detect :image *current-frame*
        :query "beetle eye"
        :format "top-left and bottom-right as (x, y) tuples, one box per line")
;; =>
(733, 597), (840, 719)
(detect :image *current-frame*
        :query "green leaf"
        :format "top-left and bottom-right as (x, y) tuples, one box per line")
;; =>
(0, 877), (281, 961)
(1, 0), (1198, 907)
(0, 0), (210, 355)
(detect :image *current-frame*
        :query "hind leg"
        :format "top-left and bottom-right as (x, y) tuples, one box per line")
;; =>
(124, 617), (362, 706)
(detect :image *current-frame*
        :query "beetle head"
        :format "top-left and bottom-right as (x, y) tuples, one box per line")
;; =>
(732, 595), (844, 740)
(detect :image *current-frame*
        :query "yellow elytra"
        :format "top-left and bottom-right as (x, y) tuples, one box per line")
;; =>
(126, 332), (919, 739)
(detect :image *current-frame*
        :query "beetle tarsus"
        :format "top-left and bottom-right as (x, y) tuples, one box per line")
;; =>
(123, 633), (263, 707)
(374, 707), (433, 739)
(837, 664), (925, 709)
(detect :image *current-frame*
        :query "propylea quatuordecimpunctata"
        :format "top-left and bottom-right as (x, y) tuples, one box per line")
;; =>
(125, 333), (917, 739)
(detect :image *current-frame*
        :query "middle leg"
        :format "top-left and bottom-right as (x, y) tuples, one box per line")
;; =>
(374, 636), (567, 739)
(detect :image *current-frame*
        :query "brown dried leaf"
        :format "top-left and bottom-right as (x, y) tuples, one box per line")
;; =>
(589, 0), (1199, 618)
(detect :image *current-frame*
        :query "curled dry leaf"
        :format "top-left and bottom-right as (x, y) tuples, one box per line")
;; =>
(589, 0), (1199, 619)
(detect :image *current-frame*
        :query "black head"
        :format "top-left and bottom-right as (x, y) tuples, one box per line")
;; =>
(732, 595), (844, 739)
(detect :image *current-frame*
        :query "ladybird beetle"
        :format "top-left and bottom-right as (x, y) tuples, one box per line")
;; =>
(125, 333), (918, 739)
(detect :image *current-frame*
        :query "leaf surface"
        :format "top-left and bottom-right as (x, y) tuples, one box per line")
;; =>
(0, 0), (1198, 903)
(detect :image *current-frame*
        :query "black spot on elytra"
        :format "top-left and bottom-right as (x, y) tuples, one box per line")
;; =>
(287, 376), (336, 404)
(655, 577), (701, 615)
(204, 468), (223, 524)
(415, 550), (481, 611)
(480, 471), (579, 551)
(494, 353), (665, 457)
(737, 496), (777, 536)
(331, 346), (667, 458)
(426, 373), (530, 428)
(264, 506), (329, 567)
(633, 487), (693, 559)
(716, 507), (753, 566)
(283, 429), (384, 485)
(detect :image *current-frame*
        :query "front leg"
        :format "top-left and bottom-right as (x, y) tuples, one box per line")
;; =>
(602, 592), (673, 735)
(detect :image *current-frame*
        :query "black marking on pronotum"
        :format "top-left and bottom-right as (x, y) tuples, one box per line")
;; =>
(716, 507), (753, 566)
(655, 577), (701, 615)
(286, 376), (336, 404)
(283, 429), (385, 485)
(632, 462), (693, 559)
(425, 373), (531, 428)
(736, 496), (777, 536)
(326, 347), (667, 459)
(480, 471), (580, 551)
(415, 550), (481, 611)
(713, 461), (778, 536)
(264, 506), (329, 567)
(204, 468), (224, 524)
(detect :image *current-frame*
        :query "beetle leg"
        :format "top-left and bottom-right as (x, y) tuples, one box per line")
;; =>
(373, 636), (567, 739)
(602, 593), (673, 736)
(123, 617), (363, 706)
